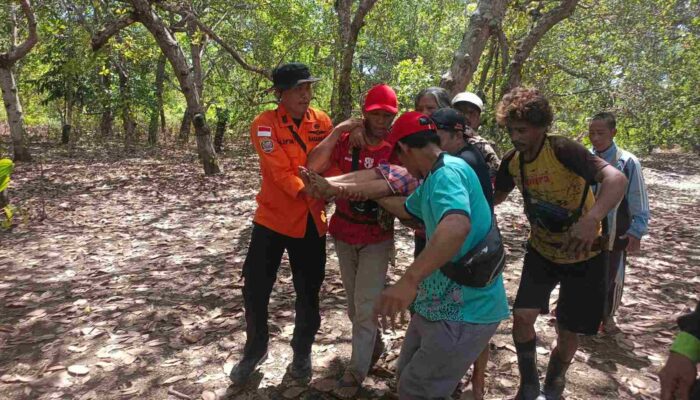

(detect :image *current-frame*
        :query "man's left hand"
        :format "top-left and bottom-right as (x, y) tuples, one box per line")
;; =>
(374, 277), (417, 329)
(348, 126), (368, 148)
(564, 215), (599, 256)
(620, 234), (641, 253)
(659, 352), (697, 400)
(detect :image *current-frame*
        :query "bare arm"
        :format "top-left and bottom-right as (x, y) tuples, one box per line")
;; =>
(588, 164), (627, 221)
(306, 118), (363, 173)
(406, 214), (471, 283)
(376, 196), (412, 220)
(565, 165), (627, 254)
(374, 214), (471, 322)
(493, 190), (509, 206)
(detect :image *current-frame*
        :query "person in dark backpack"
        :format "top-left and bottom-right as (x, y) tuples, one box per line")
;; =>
(493, 88), (627, 400)
(588, 112), (650, 334)
(451, 91), (501, 182)
(306, 84), (398, 398)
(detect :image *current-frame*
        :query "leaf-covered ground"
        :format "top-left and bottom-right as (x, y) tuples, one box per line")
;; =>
(1, 137), (698, 400)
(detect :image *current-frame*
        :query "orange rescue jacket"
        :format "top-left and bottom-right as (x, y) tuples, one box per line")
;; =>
(250, 104), (333, 238)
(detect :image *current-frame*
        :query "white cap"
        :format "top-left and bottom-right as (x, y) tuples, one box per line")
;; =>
(451, 92), (484, 113)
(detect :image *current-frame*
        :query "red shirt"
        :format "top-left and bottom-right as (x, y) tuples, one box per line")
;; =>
(328, 133), (394, 245)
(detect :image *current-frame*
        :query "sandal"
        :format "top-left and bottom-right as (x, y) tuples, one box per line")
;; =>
(332, 369), (362, 399)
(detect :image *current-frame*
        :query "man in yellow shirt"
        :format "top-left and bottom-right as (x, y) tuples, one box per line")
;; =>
(493, 88), (627, 399)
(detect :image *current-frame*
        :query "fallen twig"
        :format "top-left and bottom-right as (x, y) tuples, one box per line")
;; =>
(167, 387), (192, 400)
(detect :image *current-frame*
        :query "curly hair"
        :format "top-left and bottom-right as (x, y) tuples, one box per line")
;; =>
(495, 87), (553, 129)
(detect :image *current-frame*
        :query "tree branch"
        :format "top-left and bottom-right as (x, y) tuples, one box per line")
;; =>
(155, 2), (270, 79)
(502, 0), (579, 93)
(91, 14), (137, 51)
(190, 17), (270, 79)
(0, 0), (38, 67)
(553, 62), (591, 80)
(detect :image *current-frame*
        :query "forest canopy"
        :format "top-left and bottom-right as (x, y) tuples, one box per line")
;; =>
(0, 0), (698, 170)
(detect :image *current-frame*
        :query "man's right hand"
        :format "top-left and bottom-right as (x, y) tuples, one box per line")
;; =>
(659, 352), (698, 400)
(348, 124), (369, 148)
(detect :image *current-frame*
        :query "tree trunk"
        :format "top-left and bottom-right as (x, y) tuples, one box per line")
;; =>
(99, 62), (114, 137)
(117, 61), (136, 149)
(61, 124), (71, 144)
(179, 107), (192, 142)
(501, 0), (580, 95)
(148, 53), (166, 145)
(333, 0), (378, 121)
(178, 22), (207, 144)
(0, 0), (38, 162)
(0, 66), (31, 161)
(100, 109), (114, 137)
(92, 0), (220, 174)
(130, 0), (219, 174)
(214, 107), (228, 154)
(440, 0), (507, 97)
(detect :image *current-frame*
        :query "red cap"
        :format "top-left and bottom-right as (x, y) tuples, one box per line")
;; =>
(386, 111), (437, 150)
(363, 84), (398, 114)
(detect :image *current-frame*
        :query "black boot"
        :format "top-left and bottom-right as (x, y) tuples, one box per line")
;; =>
(542, 350), (571, 400)
(289, 352), (312, 379)
(230, 351), (268, 385)
(514, 339), (543, 400)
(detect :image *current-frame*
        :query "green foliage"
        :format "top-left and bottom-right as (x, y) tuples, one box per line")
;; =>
(0, 0), (696, 154)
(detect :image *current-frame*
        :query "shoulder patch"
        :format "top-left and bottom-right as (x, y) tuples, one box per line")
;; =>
(257, 126), (272, 137)
(260, 138), (274, 153)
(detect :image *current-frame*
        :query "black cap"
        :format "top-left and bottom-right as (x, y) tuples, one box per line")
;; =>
(271, 62), (321, 90)
(431, 108), (467, 132)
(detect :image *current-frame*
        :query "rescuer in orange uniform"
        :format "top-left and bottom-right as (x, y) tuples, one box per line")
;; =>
(230, 63), (333, 385)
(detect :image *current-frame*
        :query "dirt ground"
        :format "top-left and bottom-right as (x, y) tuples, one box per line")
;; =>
(1, 136), (698, 400)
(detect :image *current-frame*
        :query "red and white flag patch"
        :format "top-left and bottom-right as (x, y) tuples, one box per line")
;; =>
(257, 126), (272, 137)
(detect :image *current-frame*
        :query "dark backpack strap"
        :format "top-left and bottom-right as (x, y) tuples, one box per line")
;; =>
(518, 153), (532, 216)
(351, 146), (360, 171)
(520, 144), (590, 218)
(288, 124), (307, 154)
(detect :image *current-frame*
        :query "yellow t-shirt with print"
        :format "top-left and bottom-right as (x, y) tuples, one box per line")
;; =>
(495, 136), (609, 264)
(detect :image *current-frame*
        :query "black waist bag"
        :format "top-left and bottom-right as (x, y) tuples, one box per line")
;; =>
(348, 147), (379, 218)
(440, 215), (506, 288)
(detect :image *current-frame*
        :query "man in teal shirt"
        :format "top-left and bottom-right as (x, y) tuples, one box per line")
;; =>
(375, 111), (509, 398)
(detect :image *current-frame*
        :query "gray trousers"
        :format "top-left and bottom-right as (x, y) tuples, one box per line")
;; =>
(397, 313), (499, 399)
(335, 239), (393, 380)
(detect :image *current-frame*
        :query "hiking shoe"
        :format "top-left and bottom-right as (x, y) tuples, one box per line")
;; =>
(288, 353), (312, 379)
(229, 352), (267, 385)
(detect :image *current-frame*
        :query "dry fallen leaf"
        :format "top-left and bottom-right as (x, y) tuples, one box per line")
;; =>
(183, 330), (205, 344)
(0, 374), (36, 383)
(68, 365), (90, 376)
(201, 390), (216, 400)
(222, 361), (234, 376)
(161, 374), (187, 385)
(95, 362), (116, 372)
(68, 345), (87, 353)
